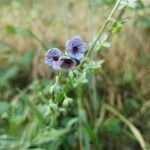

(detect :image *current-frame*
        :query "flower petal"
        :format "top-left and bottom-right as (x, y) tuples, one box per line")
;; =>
(60, 57), (76, 71)
(45, 57), (53, 66)
(66, 36), (87, 60)
(69, 52), (84, 60)
(52, 61), (62, 70)
(79, 42), (87, 52)
(45, 48), (63, 70)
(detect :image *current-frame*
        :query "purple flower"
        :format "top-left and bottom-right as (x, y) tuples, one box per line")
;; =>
(45, 48), (63, 70)
(66, 36), (87, 60)
(60, 56), (76, 71)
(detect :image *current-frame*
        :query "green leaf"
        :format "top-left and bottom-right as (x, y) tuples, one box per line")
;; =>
(5, 25), (34, 37)
(0, 66), (18, 87)
(128, 0), (144, 9)
(67, 117), (79, 128)
(111, 21), (123, 33)
(104, 118), (122, 135)
(84, 60), (104, 70)
(123, 68), (133, 84)
(4, 25), (48, 49)
(0, 136), (20, 150)
(18, 50), (35, 65)
(138, 16), (150, 28)
(0, 101), (10, 114)
(120, 0), (144, 9)
(5, 25), (47, 50)
(102, 0), (115, 5)
(50, 76), (62, 94)
(20, 94), (45, 125)
(79, 109), (87, 123)
(124, 98), (140, 110)
(33, 128), (69, 146)
(25, 122), (39, 142)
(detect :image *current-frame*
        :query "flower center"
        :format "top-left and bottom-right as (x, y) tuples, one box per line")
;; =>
(53, 56), (59, 61)
(63, 59), (72, 65)
(72, 46), (78, 54)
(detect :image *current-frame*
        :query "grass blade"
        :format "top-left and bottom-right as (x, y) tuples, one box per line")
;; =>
(103, 104), (147, 150)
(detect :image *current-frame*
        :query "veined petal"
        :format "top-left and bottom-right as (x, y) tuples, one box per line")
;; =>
(66, 36), (87, 60)
(69, 52), (84, 60)
(45, 48), (63, 70)
(60, 56), (76, 71)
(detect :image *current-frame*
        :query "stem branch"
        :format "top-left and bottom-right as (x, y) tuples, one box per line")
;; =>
(78, 0), (122, 68)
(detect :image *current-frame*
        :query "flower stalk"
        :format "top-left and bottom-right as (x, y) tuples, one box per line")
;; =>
(78, 0), (122, 69)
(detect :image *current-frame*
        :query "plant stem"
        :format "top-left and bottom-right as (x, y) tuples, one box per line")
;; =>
(78, 0), (122, 69)
(32, 33), (48, 50)
(87, 0), (98, 118)
(77, 86), (83, 150)
(86, 0), (122, 57)
(94, 104), (105, 133)
(58, 70), (62, 80)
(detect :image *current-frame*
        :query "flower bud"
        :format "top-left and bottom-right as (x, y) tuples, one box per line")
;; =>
(62, 97), (73, 107)
(49, 102), (58, 111)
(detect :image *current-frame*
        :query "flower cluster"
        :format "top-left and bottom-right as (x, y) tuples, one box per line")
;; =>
(45, 36), (87, 71)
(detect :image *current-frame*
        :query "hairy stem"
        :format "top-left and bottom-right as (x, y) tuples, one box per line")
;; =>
(78, 0), (122, 68)
(87, 0), (98, 118)
(86, 0), (122, 57)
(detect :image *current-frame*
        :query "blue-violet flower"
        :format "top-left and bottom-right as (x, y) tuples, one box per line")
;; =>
(60, 56), (76, 71)
(45, 48), (62, 70)
(66, 36), (87, 60)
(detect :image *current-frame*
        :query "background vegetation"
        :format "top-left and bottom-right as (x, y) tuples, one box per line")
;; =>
(0, 0), (149, 150)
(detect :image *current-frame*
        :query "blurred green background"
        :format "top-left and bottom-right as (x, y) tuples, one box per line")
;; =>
(0, 0), (149, 150)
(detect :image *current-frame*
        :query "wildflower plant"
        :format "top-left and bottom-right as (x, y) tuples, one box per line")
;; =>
(42, 1), (147, 150)
(1, 0), (147, 150)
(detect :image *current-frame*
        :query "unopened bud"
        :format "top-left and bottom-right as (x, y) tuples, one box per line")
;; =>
(62, 97), (73, 107)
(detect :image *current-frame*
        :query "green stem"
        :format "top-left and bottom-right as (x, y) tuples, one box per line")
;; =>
(86, 0), (121, 56)
(32, 33), (48, 50)
(77, 86), (83, 150)
(58, 71), (62, 80)
(94, 104), (105, 133)
(78, 0), (122, 69)
(87, 0), (98, 118)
